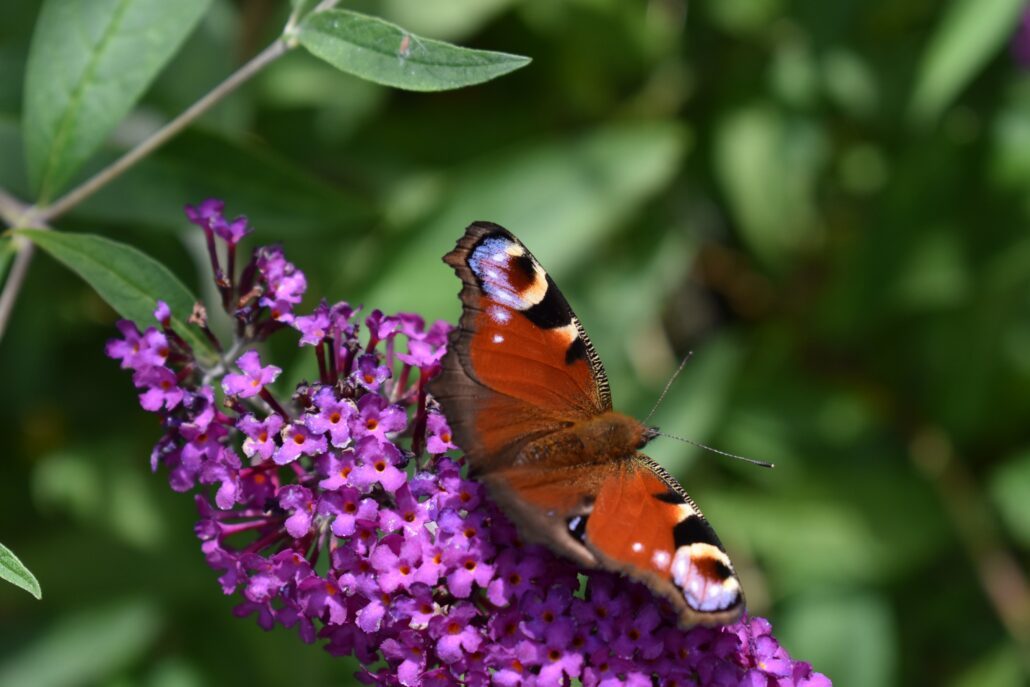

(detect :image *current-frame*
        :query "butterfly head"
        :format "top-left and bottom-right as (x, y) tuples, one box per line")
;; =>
(639, 425), (661, 449)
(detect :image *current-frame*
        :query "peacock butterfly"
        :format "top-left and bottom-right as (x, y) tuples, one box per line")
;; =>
(427, 222), (744, 627)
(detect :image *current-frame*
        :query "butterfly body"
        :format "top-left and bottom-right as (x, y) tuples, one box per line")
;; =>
(429, 222), (745, 627)
(503, 411), (649, 470)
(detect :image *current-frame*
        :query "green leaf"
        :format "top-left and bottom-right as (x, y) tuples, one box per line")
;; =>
(989, 449), (1030, 548)
(0, 541), (41, 599)
(23, 0), (212, 202)
(0, 599), (161, 687)
(779, 592), (897, 687)
(297, 9), (530, 91)
(908, 0), (1025, 125)
(13, 229), (213, 359)
(714, 106), (826, 269)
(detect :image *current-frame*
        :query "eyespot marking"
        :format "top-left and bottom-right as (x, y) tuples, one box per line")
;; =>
(671, 543), (740, 613)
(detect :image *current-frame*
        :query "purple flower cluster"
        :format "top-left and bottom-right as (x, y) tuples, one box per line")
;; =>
(108, 200), (831, 686)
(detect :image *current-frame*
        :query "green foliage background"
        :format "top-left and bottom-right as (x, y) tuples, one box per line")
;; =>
(2, 1), (1030, 685)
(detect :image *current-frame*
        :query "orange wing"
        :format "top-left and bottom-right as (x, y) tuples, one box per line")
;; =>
(477, 454), (744, 627)
(584, 456), (744, 626)
(429, 222), (611, 472)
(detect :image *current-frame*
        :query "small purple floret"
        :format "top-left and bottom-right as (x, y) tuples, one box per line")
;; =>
(222, 350), (281, 398)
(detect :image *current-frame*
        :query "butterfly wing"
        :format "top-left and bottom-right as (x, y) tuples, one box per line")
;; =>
(585, 456), (744, 626)
(429, 222), (611, 472)
(479, 455), (744, 627)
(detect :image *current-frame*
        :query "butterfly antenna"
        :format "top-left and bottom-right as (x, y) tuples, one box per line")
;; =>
(659, 432), (775, 469)
(643, 351), (694, 426)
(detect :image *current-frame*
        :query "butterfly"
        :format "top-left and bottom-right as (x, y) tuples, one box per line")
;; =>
(427, 222), (744, 627)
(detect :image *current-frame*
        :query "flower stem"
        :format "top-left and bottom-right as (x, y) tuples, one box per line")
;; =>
(0, 240), (36, 341)
(37, 37), (291, 224)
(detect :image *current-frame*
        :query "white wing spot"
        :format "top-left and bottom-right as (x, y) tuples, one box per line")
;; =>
(492, 334), (504, 344)
(488, 306), (511, 324)
(651, 550), (671, 571)
(631, 542), (644, 553)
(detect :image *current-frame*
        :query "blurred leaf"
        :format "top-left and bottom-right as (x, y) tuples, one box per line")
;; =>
(950, 645), (1026, 687)
(32, 450), (102, 523)
(0, 116), (28, 195)
(0, 599), (161, 687)
(891, 228), (970, 310)
(290, 0), (320, 19)
(146, 658), (205, 687)
(714, 106), (825, 269)
(380, 0), (516, 41)
(33, 446), (169, 550)
(706, 0), (784, 35)
(779, 592), (897, 687)
(297, 9), (531, 92)
(23, 0), (212, 202)
(709, 493), (880, 589)
(367, 121), (688, 318)
(0, 542), (42, 600)
(258, 54), (386, 144)
(989, 448), (1030, 548)
(14, 229), (213, 360)
(75, 128), (374, 235)
(770, 41), (818, 109)
(822, 50), (879, 119)
(908, 0), (1025, 125)
(991, 78), (1030, 191)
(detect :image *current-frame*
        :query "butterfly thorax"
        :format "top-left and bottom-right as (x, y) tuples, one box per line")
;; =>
(516, 412), (650, 468)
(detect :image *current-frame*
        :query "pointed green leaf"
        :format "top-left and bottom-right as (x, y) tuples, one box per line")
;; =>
(13, 229), (214, 359)
(0, 542), (41, 599)
(23, 0), (212, 202)
(909, 0), (1025, 125)
(297, 9), (530, 91)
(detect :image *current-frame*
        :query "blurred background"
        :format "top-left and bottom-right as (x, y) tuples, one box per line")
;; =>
(2, 0), (1030, 685)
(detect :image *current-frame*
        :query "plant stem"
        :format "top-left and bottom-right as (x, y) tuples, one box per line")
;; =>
(0, 241), (36, 341)
(37, 37), (290, 224)
(0, 188), (32, 227)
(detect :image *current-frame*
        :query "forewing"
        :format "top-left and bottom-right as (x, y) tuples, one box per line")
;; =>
(429, 222), (611, 471)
